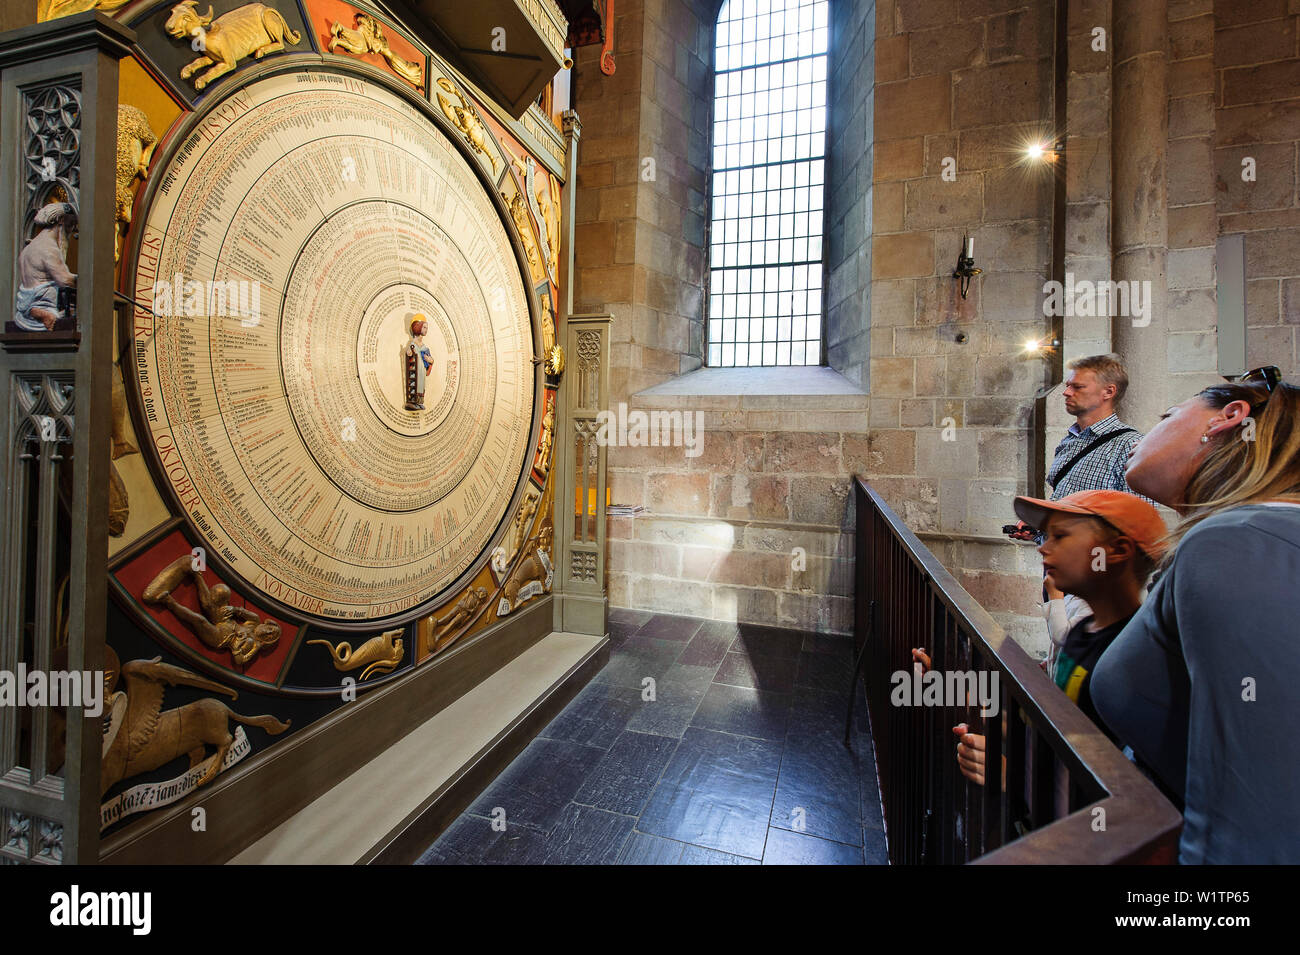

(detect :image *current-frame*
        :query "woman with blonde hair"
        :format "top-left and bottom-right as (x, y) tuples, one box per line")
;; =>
(1092, 366), (1300, 864)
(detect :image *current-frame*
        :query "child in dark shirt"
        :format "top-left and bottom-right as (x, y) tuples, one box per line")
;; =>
(914, 490), (1167, 785)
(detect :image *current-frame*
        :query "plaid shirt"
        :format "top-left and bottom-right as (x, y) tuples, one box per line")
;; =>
(1047, 413), (1152, 504)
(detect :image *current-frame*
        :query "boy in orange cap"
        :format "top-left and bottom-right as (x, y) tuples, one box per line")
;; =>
(942, 490), (1167, 785)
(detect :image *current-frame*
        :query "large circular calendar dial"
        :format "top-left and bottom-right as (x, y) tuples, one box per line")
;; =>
(130, 68), (536, 625)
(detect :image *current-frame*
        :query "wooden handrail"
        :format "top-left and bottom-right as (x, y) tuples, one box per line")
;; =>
(854, 477), (1182, 865)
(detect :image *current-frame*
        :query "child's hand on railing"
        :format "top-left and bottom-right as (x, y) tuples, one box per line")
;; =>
(911, 648), (931, 671)
(952, 723), (987, 786)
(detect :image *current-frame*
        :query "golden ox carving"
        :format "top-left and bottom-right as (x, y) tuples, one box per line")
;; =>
(164, 1), (301, 91)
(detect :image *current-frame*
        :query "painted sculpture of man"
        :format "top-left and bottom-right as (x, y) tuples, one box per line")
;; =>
(404, 314), (434, 410)
(14, 202), (77, 331)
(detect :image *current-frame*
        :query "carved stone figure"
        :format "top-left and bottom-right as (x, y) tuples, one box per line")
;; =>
(14, 202), (76, 332)
(328, 13), (423, 89)
(142, 555), (281, 666)
(115, 105), (157, 263)
(509, 493), (538, 563)
(306, 629), (403, 681)
(404, 316), (434, 410)
(164, 2), (302, 91)
(430, 586), (488, 652)
(101, 651), (290, 796)
(499, 523), (553, 616)
(537, 404), (555, 477)
(436, 78), (497, 174)
(507, 190), (544, 282)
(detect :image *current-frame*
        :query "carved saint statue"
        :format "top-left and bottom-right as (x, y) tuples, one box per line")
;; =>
(14, 202), (77, 332)
(404, 315), (434, 411)
(143, 555), (281, 666)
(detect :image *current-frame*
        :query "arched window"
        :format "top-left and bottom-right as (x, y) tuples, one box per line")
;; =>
(708, 0), (829, 368)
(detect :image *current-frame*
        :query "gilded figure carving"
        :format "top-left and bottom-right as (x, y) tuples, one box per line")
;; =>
(37, 0), (130, 20)
(328, 13), (424, 89)
(498, 523), (553, 616)
(165, 2), (302, 91)
(115, 105), (157, 263)
(436, 78), (498, 175)
(429, 586), (488, 653)
(143, 555), (282, 666)
(307, 629), (403, 681)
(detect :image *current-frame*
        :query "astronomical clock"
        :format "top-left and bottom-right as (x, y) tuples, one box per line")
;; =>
(8, 0), (574, 843)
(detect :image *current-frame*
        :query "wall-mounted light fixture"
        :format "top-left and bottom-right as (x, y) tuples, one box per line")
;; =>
(1023, 337), (1061, 355)
(1024, 140), (1062, 163)
(953, 234), (981, 299)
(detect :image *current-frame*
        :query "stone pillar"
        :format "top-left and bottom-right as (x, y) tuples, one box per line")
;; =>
(1111, 0), (1169, 428)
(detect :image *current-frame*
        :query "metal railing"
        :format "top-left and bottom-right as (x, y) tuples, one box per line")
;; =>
(852, 478), (1182, 864)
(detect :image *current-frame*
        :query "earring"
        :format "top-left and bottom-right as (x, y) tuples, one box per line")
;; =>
(1200, 433), (1210, 444)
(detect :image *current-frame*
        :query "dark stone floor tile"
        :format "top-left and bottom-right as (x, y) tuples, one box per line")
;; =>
(770, 731), (864, 847)
(609, 607), (654, 629)
(536, 804), (637, 865)
(802, 632), (855, 659)
(469, 737), (607, 831)
(676, 623), (736, 669)
(538, 682), (642, 748)
(637, 781), (770, 859)
(863, 828), (890, 865)
(678, 844), (759, 865)
(660, 726), (784, 799)
(713, 650), (797, 694)
(418, 813), (502, 865)
(690, 682), (790, 741)
(574, 730), (679, 815)
(661, 663), (717, 695)
(761, 827), (864, 866)
(634, 613), (706, 642)
(593, 637), (685, 688)
(617, 831), (686, 865)
(625, 698), (701, 739)
(625, 665), (714, 738)
(731, 624), (804, 659)
(794, 648), (854, 693)
(480, 821), (553, 865)
(861, 765), (885, 833)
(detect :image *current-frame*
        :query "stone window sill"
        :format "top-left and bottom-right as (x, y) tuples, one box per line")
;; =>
(631, 365), (869, 412)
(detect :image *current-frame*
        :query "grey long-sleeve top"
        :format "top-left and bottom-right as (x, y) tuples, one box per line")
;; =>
(1091, 503), (1300, 865)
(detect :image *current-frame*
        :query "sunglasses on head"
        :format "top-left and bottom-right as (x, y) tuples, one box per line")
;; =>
(1224, 366), (1282, 394)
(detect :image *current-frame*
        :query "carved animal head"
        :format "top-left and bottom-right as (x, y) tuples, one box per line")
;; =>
(164, 2), (214, 39)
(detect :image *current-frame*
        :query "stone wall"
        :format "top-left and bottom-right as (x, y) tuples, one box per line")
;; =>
(573, 0), (873, 636)
(827, 0), (877, 387)
(1214, 0), (1300, 378)
(868, 0), (1057, 650)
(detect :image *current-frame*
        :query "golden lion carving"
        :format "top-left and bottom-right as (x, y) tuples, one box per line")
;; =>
(164, 1), (301, 91)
